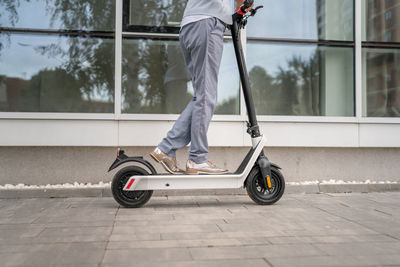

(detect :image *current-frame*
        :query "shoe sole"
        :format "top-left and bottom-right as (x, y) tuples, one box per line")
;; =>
(150, 152), (184, 175)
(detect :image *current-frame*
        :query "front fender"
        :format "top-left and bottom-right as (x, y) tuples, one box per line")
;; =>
(271, 163), (282, 170)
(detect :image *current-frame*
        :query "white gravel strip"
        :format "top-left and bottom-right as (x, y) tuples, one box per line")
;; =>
(0, 180), (398, 190)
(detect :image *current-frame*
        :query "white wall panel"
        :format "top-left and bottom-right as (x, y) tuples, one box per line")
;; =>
(359, 124), (400, 147)
(0, 120), (118, 146)
(119, 121), (245, 147)
(1, 119), (400, 147)
(257, 122), (359, 147)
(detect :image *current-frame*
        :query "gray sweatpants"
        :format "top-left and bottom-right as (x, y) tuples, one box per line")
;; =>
(158, 17), (225, 164)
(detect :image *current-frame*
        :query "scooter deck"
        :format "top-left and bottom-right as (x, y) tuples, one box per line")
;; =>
(122, 135), (265, 191)
(155, 172), (235, 175)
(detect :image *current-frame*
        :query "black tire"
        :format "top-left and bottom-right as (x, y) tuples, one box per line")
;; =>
(246, 165), (285, 205)
(111, 166), (153, 208)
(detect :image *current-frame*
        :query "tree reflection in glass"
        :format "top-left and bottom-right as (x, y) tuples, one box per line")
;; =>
(122, 39), (240, 115)
(247, 0), (354, 41)
(247, 43), (354, 116)
(0, 0), (115, 113)
(129, 0), (187, 28)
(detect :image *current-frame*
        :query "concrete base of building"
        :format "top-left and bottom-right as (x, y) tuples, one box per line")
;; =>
(0, 146), (399, 187)
(1, 183), (399, 199)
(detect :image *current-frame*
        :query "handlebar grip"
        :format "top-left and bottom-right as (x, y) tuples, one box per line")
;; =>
(242, 0), (254, 10)
(238, 0), (254, 15)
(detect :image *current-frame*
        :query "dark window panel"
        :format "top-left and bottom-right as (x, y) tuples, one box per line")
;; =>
(121, 38), (239, 115)
(363, 0), (400, 43)
(0, 33), (114, 113)
(247, 42), (354, 116)
(247, 0), (354, 41)
(363, 48), (400, 117)
(0, 0), (115, 31)
(128, 0), (187, 28)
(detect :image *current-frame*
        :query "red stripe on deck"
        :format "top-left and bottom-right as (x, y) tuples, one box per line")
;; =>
(126, 179), (135, 189)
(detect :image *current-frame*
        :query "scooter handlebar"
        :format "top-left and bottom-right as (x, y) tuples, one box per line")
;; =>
(237, 0), (254, 15)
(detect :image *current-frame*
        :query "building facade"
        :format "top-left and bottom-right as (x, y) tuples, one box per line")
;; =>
(0, 0), (399, 185)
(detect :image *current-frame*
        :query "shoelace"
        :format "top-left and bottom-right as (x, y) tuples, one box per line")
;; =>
(207, 161), (216, 168)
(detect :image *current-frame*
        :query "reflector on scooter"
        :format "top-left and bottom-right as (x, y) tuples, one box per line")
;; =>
(125, 178), (135, 190)
(267, 176), (272, 188)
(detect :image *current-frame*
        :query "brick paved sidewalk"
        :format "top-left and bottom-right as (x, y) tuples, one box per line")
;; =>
(1, 193), (400, 266)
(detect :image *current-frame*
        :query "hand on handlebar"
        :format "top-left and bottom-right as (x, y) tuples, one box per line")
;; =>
(235, 3), (254, 13)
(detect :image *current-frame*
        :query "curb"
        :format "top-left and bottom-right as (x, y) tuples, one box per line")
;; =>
(0, 184), (399, 199)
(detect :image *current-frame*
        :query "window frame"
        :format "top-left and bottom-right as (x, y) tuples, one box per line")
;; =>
(0, 0), (399, 123)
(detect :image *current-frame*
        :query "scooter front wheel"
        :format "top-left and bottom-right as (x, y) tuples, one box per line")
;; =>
(246, 165), (285, 205)
(111, 166), (153, 208)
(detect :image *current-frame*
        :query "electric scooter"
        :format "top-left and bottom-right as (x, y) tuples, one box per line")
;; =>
(108, 0), (285, 208)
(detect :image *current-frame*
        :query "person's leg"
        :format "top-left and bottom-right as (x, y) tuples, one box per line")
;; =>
(156, 24), (197, 158)
(157, 100), (194, 158)
(186, 18), (225, 164)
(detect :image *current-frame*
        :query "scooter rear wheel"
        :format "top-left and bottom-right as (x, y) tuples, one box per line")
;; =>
(111, 166), (153, 208)
(246, 165), (285, 205)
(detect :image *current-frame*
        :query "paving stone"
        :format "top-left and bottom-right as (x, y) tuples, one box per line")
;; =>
(38, 226), (112, 237)
(313, 242), (400, 256)
(189, 244), (325, 260)
(102, 259), (269, 267)
(267, 255), (363, 267)
(268, 254), (400, 267)
(112, 224), (221, 235)
(0, 242), (106, 266)
(285, 184), (320, 194)
(1, 193), (400, 267)
(0, 188), (103, 199)
(267, 234), (398, 245)
(109, 233), (161, 242)
(102, 247), (192, 264)
(319, 184), (369, 193)
(107, 238), (241, 249)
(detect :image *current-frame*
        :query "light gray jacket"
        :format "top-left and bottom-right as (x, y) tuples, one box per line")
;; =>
(183, 0), (233, 25)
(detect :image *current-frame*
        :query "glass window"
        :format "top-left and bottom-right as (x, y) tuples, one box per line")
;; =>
(363, 48), (400, 117)
(246, 43), (354, 116)
(127, 0), (187, 28)
(0, 33), (114, 113)
(121, 38), (239, 114)
(247, 0), (354, 41)
(0, 0), (115, 31)
(362, 0), (400, 42)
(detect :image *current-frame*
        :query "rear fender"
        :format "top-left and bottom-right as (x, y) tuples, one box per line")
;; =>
(108, 150), (157, 174)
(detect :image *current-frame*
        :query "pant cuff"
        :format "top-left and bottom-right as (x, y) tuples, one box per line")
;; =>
(188, 155), (207, 164)
(157, 145), (176, 158)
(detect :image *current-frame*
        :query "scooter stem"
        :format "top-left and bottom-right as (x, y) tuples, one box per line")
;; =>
(231, 15), (260, 138)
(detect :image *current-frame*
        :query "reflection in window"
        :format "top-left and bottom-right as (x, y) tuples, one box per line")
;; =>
(0, 0), (115, 31)
(247, 0), (354, 41)
(121, 38), (239, 114)
(363, 0), (400, 42)
(0, 33), (114, 113)
(128, 0), (187, 27)
(363, 48), (400, 117)
(247, 43), (354, 116)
